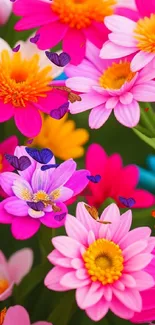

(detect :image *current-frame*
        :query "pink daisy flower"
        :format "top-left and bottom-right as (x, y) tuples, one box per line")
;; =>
(131, 249), (155, 323)
(66, 41), (155, 128)
(100, 0), (155, 71)
(0, 248), (33, 301)
(85, 144), (155, 209)
(13, 0), (137, 66)
(0, 37), (68, 138)
(0, 146), (90, 240)
(45, 202), (155, 321)
(3, 305), (52, 325)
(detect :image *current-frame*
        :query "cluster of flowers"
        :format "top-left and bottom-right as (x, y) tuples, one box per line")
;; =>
(0, 0), (155, 323)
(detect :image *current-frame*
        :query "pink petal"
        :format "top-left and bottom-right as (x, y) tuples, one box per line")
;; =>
(0, 251), (7, 265)
(0, 198), (14, 224)
(121, 274), (136, 288)
(33, 322), (52, 325)
(83, 23), (108, 49)
(8, 248), (33, 285)
(86, 297), (109, 321)
(115, 7), (139, 22)
(52, 236), (82, 258)
(15, 13), (58, 30)
(35, 89), (68, 114)
(86, 41), (110, 73)
(124, 254), (153, 272)
(100, 203), (120, 223)
(44, 266), (71, 291)
(132, 81), (155, 101)
(70, 91), (107, 114)
(104, 286), (113, 301)
(60, 271), (90, 288)
(11, 216), (40, 240)
(132, 189), (155, 208)
(0, 172), (20, 196)
(105, 97), (118, 109)
(104, 15), (136, 34)
(14, 104), (42, 137)
(48, 250), (72, 268)
(137, 58), (155, 84)
(112, 210), (132, 243)
(40, 202), (67, 228)
(63, 28), (86, 65)
(110, 295), (134, 319)
(113, 280), (125, 291)
(119, 227), (151, 250)
(65, 58), (100, 79)
(66, 77), (95, 93)
(131, 51), (155, 72)
(0, 136), (18, 172)
(113, 287), (142, 312)
(100, 41), (137, 59)
(3, 305), (30, 325)
(123, 240), (148, 261)
(48, 159), (76, 192)
(88, 230), (95, 245)
(65, 214), (88, 245)
(4, 198), (28, 217)
(109, 32), (137, 47)
(0, 101), (14, 122)
(76, 268), (88, 280)
(64, 170), (90, 197)
(114, 100), (140, 127)
(0, 283), (14, 302)
(76, 283), (103, 309)
(135, 0), (155, 17)
(31, 168), (49, 193)
(71, 258), (84, 269)
(89, 105), (112, 129)
(76, 202), (100, 238)
(13, 0), (55, 16)
(120, 92), (133, 105)
(37, 21), (68, 50)
(132, 271), (154, 291)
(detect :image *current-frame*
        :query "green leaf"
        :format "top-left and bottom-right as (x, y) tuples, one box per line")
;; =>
(13, 261), (50, 304)
(47, 291), (77, 325)
(132, 128), (155, 150)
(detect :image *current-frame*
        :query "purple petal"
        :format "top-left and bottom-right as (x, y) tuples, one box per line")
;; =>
(64, 170), (90, 196)
(30, 34), (40, 43)
(12, 44), (20, 52)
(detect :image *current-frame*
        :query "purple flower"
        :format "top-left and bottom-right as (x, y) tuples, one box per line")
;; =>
(0, 146), (90, 240)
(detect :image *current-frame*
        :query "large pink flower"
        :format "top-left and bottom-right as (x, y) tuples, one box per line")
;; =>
(100, 0), (155, 72)
(66, 41), (155, 128)
(3, 305), (51, 325)
(13, 0), (137, 65)
(85, 144), (154, 209)
(45, 202), (155, 321)
(0, 145), (90, 240)
(0, 37), (68, 137)
(0, 249), (33, 301)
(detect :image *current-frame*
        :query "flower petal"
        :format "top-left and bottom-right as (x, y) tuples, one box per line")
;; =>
(131, 51), (155, 72)
(66, 77), (95, 93)
(11, 216), (40, 240)
(3, 306), (30, 325)
(132, 271), (154, 291)
(0, 198), (14, 224)
(45, 266), (70, 292)
(124, 253), (153, 272)
(52, 236), (82, 258)
(63, 28), (86, 65)
(104, 15), (136, 34)
(132, 81), (155, 101)
(4, 198), (29, 217)
(114, 100), (140, 128)
(60, 271), (90, 288)
(40, 202), (67, 228)
(109, 32), (137, 47)
(110, 295), (134, 319)
(0, 172), (21, 196)
(64, 170), (90, 197)
(69, 91), (107, 114)
(65, 214), (88, 245)
(86, 297), (109, 321)
(37, 21), (68, 50)
(89, 105), (112, 129)
(0, 101), (14, 122)
(14, 104), (42, 137)
(8, 248), (33, 285)
(100, 41), (137, 59)
(76, 283), (104, 309)
(113, 287), (142, 312)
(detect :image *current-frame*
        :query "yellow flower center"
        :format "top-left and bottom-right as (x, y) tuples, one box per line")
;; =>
(134, 14), (155, 53)
(51, 0), (116, 29)
(83, 239), (124, 285)
(33, 190), (50, 202)
(0, 154), (3, 171)
(0, 50), (52, 108)
(99, 61), (136, 90)
(0, 279), (9, 294)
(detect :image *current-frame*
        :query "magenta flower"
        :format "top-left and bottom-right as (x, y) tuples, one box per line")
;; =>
(85, 144), (154, 209)
(66, 41), (155, 128)
(0, 146), (90, 240)
(100, 0), (155, 71)
(0, 37), (68, 137)
(12, 0), (133, 66)
(0, 248), (33, 301)
(3, 305), (52, 325)
(45, 202), (155, 321)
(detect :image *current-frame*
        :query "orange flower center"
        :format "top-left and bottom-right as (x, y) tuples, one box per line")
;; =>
(0, 50), (52, 108)
(134, 14), (155, 53)
(51, 0), (116, 29)
(0, 279), (9, 294)
(99, 61), (136, 89)
(0, 155), (3, 171)
(83, 239), (124, 285)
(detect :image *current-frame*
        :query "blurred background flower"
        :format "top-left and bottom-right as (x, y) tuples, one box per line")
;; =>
(138, 155), (155, 194)
(32, 113), (89, 160)
(0, 0), (12, 25)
